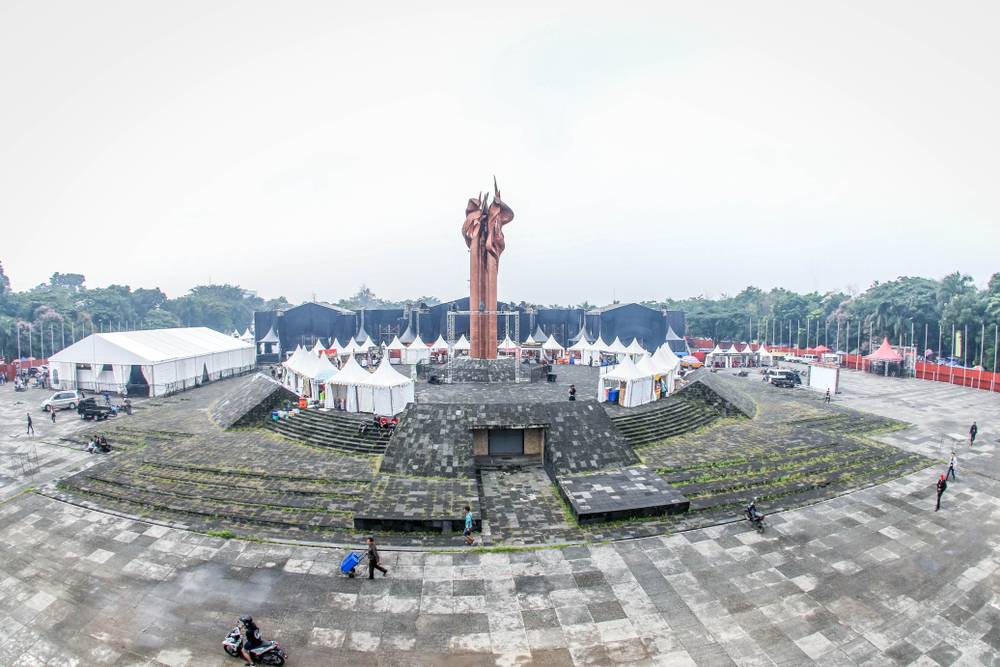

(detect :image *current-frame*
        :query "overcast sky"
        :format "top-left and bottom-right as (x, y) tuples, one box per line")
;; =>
(2, 1), (997, 305)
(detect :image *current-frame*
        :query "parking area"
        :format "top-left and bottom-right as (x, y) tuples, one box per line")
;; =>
(0, 382), (146, 501)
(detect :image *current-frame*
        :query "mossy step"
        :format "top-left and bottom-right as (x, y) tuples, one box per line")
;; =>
(61, 477), (353, 530)
(85, 471), (361, 512)
(134, 463), (366, 494)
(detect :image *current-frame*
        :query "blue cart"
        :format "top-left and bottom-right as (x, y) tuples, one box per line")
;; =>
(340, 551), (367, 578)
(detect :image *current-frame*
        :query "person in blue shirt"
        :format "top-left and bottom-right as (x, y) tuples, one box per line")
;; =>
(464, 505), (475, 546)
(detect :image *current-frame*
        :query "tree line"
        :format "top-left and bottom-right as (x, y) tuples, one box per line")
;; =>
(1, 263), (997, 368)
(647, 271), (1000, 367)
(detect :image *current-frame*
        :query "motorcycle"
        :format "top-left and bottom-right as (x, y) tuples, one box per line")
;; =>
(223, 626), (287, 665)
(744, 498), (766, 533)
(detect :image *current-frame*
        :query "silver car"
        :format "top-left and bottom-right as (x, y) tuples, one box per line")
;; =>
(41, 390), (83, 412)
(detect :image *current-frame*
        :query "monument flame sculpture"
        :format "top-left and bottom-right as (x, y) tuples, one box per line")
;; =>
(462, 178), (514, 359)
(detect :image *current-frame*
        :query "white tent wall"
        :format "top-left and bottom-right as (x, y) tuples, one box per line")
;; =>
(49, 328), (255, 397)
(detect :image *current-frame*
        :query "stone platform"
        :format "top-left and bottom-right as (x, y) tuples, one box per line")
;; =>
(416, 356), (551, 383)
(556, 466), (690, 524)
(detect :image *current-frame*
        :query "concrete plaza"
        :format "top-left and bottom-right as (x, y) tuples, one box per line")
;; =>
(0, 369), (998, 665)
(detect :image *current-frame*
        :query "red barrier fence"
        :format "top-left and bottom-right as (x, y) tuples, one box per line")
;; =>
(0, 358), (49, 381)
(767, 346), (999, 394)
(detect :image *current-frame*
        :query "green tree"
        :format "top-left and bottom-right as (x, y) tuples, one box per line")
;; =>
(49, 272), (86, 291)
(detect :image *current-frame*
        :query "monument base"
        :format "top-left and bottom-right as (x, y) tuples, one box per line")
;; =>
(417, 357), (515, 383)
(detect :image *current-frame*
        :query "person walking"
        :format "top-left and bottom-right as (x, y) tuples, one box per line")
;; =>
(935, 473), (947, 511)
(969, 421), (977, 445)
(463, 505), (475, 546)
(947, 452), (957, 481)
(824, 389), (831, 403)
(366, 537), (388, 579)
(50, 408), (56, 424)
(26, 412), (34, 436)
(568, 384), (576, 402)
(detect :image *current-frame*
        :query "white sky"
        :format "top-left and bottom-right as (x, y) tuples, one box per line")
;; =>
(2, 1), (998, 304)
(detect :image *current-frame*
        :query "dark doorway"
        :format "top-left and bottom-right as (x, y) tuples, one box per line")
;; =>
(127, 365), (149, 397)
(488, 428), (524, 456)
(202, 364), (210, 384)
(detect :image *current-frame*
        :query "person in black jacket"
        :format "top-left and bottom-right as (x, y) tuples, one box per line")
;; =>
(969, 421), (978, 445)
(935, 474), (947, 511)
(238, 614), (262, 666)
(367, 537), (388, 579)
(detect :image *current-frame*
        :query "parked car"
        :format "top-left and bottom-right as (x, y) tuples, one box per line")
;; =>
(764, 368), (802, 385)
(76, 397), (114, 421)
(41, 390), (84, 412)
(771, 376), (796, 388)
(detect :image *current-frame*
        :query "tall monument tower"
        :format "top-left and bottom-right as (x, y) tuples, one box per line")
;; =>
(461, 179), (514, 359)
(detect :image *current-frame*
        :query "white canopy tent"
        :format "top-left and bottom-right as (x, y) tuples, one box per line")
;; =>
(240, 328), (254, 344)
(652, 345), (681, 395)
(402, 337), (431, 365)
(756, 344), (774, 366)
(567, 336), (593, 364)
(542, 334), (564, 356)
(497, 335), (518, 353)
(705, 344), (727, 367)
(607, 337), (630, 359)
(310, 340), (325, 356)
(386, 335), (406, 364)
(326, 355), (414, 415)
(452, 334), (471, 356)
(597, 355), (654, 408)
(49, 327), (255, 397)
(625, 338), (647, 357)
(430, 335), (450, 354)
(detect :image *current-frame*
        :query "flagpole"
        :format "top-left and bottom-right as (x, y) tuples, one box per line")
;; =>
(978, 322), (985, 390)
(992, 323), (998, 393)
(963, 324), (969, 386)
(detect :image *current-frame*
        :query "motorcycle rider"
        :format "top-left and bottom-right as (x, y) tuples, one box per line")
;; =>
(238, 614), (263, 665)
(745, 497), (762, 524)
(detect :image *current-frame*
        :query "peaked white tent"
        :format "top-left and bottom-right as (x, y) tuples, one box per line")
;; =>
(326, 355), (414, 415)
(592, 336), (611, 353)
(49, 327), (255, 397)
(386, 335), (406, 364)
(430, 335), (450, 354)
(705, 344), (727, 367)
(597, 355), (654, 407)
(542, 334), (564, 355)
(240, 328), (254, 343)
(452, 334), (471, 356)
(756, 344), (774, 366)
(607, 337), (630, 358)
(368, 356), (415, 415)
(625, 338), (647, 357)
(258, 325), (280, 355)
(497, 335), (518, 352)
(402, 337), (431, 365)
(652, 345), (681, 396)
(310, 340), (325, 356)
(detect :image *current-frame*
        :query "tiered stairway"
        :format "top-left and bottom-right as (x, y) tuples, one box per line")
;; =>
(265, 409), (394, 455)
(610, 397), (722, 447)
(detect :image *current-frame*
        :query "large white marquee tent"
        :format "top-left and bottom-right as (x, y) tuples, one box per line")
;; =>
(49, 327), (255, 397)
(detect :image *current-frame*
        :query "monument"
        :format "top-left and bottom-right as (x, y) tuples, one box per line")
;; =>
(462, 178), (514, 359)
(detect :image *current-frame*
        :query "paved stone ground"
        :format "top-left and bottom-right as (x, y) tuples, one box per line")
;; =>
(0, 371), (998, 664)
(826, 365), (999, 480)
(2, 465), (999, 666)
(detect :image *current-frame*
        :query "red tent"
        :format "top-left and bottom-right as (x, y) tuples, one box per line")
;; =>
(865, 337), (902, 362)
